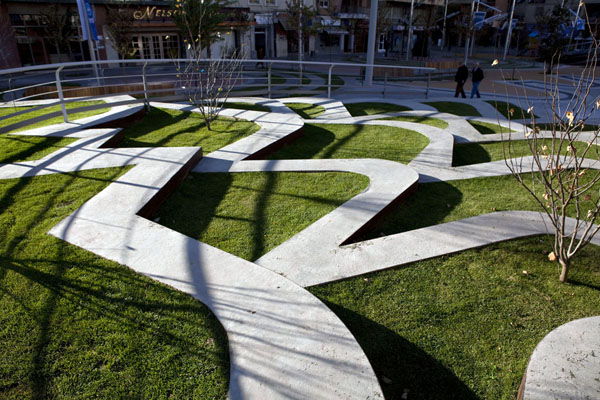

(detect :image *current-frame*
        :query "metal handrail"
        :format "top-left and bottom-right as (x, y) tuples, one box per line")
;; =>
(0, 59), (436, 126)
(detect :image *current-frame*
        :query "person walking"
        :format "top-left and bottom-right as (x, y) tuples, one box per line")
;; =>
(454, 62), (468, 98)
(471, 63), (484, 98)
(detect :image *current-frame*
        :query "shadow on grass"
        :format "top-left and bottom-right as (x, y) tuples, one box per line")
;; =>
(1, 170), (229, 398)
(452, 143), (492, 166)
(360, 180), (463, 241)
(269, 124), (336, 160)
(320, 300), (479, 400)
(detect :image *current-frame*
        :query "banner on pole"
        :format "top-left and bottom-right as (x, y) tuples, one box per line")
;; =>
(473, 11), (486, 30)
(76, 0), (98, 41)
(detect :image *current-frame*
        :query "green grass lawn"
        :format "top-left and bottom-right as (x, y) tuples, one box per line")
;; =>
(485, 101), (537, 119)
(222, 102), (270, 112)
(310, 236), (600, 400)
(118, 107), (260, 152)
(156, 171), (369, 261)
(362, 174), (599, 239)
(345, 102), (412, 117)
(0, 168), (229, 399)
(269, 123), (428, 164)
(381, 115), (449, 129)
(425, 102), (482, 117)
(468, 120), (515, 135)
(0, 101), (110, 133)
(285, 103), (326, 119)
(453, 140), (600, 166)
(0, 135), (77, 164)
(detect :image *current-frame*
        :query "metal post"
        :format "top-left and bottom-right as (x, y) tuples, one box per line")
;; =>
(365, 0), (379, 85)
(142, 62), (149, 110)
(55, 66), (68, 123)
(8, 77), (16, 108)
(464, 0), (476, 65)
(383, 72), (387, 98)
(569, 1), (583, 46)
(298, 0), (303, 81)
(267, 63), (272, 99)
(470, 0), (481, 57)
(426, 71), (431, 99)
(441, 0), (449, 49)
(503, 0), (517, 60)
(327, 64), (334, 99)
(406, 0), (415, 61)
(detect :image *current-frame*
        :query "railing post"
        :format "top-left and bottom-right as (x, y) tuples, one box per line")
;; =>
(327, 64), (334, 99)
(8, 77), (16, 108)
(55, 66), (68, 123)
(426, 71), (431, 99)
(384, 72), (387, 98)
(267, 63), (272, 99)
(142, 62), (150, 111)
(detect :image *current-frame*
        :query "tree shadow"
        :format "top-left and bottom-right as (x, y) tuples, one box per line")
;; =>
(0, 136), (74, 164)
(360, 180), (463, 241)
(155, 172), (233, 244)
(1, 170), (229, 397)
(452, 143), (492, 167)
(269, 124), (336, 160)
(319, 300), (479, 400)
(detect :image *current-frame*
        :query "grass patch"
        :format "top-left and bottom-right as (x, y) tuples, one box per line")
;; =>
(381, 115), (449, 129)
(425, 101), (482, 117)
(285, 103), (326, 119)
(468, 120), (515, 135)
(310, 236), (600, 400)
(528, 123), (598, 131)
(269, 123), (429, 164)
(156, 171), (369, 261)
(222, 102), (270, 112)
(453, 140), (600, 166)
(0, 168), (229, 398)
(345, 102), (412, 117)
(0, 101), (110, 133)
(485, 101), (537, 119)
(118, 107), (260, 152)
(0, 135), (77, 164)
(363, 174), (600, 239)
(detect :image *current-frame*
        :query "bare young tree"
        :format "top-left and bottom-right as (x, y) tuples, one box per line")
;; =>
(501, 10), (600, 282)
(41, 4), (77, 62)
(178, 50), (245, 131)
(105, 7), (135, 60)
(171, 0), (246, 130)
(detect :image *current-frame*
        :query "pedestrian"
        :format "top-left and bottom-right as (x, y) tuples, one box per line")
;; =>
(454, 62), (468, 98)
(471, 63), (484, 98)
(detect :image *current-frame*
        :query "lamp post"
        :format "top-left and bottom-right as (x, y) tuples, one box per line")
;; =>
(365, 0), (379, 85)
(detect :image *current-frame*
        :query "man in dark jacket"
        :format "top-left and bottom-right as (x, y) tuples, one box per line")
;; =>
(471, 63), (484, 98)
(454, 63), (468, 98)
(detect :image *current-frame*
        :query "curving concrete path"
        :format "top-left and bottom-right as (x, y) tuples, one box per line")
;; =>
(1, 94), (599, 399)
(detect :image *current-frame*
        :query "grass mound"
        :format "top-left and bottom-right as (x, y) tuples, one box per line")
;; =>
(270, 123), (428, 164)
(118, 107), (259, 152)
(0, 168), (229, 399)
(346, 102), (412, 117)
(310, 236), (600, 400)
(156, 171), (369, 261)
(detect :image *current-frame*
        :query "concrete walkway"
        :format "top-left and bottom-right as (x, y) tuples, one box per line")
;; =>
(1, 94), (599, 399)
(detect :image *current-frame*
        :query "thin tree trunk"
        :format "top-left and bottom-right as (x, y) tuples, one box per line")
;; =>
(559, 258), (570, 283)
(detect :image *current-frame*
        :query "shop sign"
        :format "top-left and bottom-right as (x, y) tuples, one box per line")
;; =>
(133, 7), (184, 20)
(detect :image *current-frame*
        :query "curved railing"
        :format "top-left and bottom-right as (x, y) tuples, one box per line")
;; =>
(0, 58), (436, 131)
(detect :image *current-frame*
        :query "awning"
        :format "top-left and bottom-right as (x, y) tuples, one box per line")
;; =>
(319, 16), (341, 27)
(337, 13), (368, 20)
(255, 14), (273, 25)
(323, 27), (348, 35)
